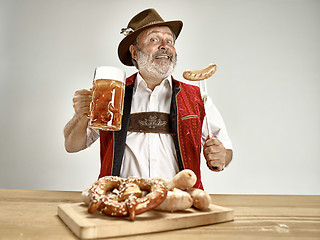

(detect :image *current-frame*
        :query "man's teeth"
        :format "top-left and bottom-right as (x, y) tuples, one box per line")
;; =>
(156, 56), (169, 59)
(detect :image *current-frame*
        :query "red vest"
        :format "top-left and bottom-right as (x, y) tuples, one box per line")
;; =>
(99, 74), (205, 189)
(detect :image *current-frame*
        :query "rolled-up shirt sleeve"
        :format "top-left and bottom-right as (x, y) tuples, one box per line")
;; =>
(86, 127), (100, 147)
(201, 96), (233, 150)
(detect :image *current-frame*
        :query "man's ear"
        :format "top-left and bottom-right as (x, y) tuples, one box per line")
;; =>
(129, 45), (137, 61)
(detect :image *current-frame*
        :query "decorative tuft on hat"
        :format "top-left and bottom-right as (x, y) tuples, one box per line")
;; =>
(117, 8), (183, 66)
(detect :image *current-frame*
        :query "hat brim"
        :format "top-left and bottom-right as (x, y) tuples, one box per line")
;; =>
(118, 20), (183, 66)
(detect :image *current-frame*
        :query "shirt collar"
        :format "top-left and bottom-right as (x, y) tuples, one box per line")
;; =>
(134, 72), (173, 93)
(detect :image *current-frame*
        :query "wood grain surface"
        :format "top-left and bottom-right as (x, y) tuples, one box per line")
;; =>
(58, 202), (233, 239)
(0, 189), (319, 240)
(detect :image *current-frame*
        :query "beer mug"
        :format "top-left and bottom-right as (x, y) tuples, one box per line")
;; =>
(89, 66), (126, 131)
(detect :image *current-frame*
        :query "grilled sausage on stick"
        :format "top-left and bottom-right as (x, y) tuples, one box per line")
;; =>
(183, 63), (217, 81)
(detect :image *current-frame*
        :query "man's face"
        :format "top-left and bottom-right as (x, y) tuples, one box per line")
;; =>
(130, 26), (177, 79)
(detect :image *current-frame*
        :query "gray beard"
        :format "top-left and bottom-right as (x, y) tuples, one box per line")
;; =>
(136, 49), (177, 80)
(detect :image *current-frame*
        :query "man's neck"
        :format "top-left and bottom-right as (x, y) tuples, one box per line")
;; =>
(139, 71), (168, 91)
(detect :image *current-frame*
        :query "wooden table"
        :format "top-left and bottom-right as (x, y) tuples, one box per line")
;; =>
(0, 189), (319, 239)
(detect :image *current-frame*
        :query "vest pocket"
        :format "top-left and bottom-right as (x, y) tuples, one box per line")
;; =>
(181, 114), (199, 120)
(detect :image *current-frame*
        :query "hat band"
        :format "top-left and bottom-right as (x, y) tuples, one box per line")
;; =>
(142, 20), (164, 28)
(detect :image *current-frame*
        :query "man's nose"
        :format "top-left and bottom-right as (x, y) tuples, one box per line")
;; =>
(158, 40), (168, 50)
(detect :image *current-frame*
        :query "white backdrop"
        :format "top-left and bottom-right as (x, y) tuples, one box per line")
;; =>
(1, 0), (319, 194)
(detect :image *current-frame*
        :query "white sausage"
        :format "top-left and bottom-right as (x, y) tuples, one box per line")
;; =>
(155, 188), (193, 212)
(154, 177), (175, 191)
(81, 188), (90, 205)
(187, 188), (212, 210)
(173, 169), (197, 190)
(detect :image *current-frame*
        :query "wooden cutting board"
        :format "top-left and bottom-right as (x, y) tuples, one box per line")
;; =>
(58, 203), (233, 239)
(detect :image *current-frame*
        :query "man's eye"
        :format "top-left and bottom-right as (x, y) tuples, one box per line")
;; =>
(150, 38), (158, 43)
(167, 40), (173, 44)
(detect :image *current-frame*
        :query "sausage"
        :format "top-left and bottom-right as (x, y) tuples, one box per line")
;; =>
(154, 177), (175, 191)
(183, 63), (217, 81)
(187, 188), (212, 210)
(81, 188), (90, 205)
(155, 188), (193, 212)
(172, 169), (197, 190)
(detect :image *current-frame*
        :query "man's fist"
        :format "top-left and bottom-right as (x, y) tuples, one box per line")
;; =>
(72, 89), (92, 116)
(203, 137), (226, 171)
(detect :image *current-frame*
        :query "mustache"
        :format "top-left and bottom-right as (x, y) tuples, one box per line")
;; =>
(152, 50), (174, 60)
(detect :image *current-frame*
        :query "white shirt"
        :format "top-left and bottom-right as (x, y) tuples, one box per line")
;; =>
(86, 73), (232, 179)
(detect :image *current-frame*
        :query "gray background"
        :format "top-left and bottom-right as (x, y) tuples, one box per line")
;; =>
(1, 0), (319, 194)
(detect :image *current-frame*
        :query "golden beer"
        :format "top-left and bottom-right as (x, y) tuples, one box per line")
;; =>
(89, 67), (126, 131)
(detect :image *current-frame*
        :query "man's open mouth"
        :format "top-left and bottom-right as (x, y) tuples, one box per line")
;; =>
(153, 51), (173, 61)
(155, 55), (170, 59)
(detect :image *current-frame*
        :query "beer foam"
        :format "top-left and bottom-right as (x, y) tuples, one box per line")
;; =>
(94, 66), (126, 82)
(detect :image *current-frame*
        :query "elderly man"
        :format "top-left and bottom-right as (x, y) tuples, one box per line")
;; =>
(64, 9), (233, 189)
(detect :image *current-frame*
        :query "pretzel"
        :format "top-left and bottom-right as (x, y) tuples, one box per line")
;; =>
(87, 176), (167, 221)
(182, 63), (217, 81)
